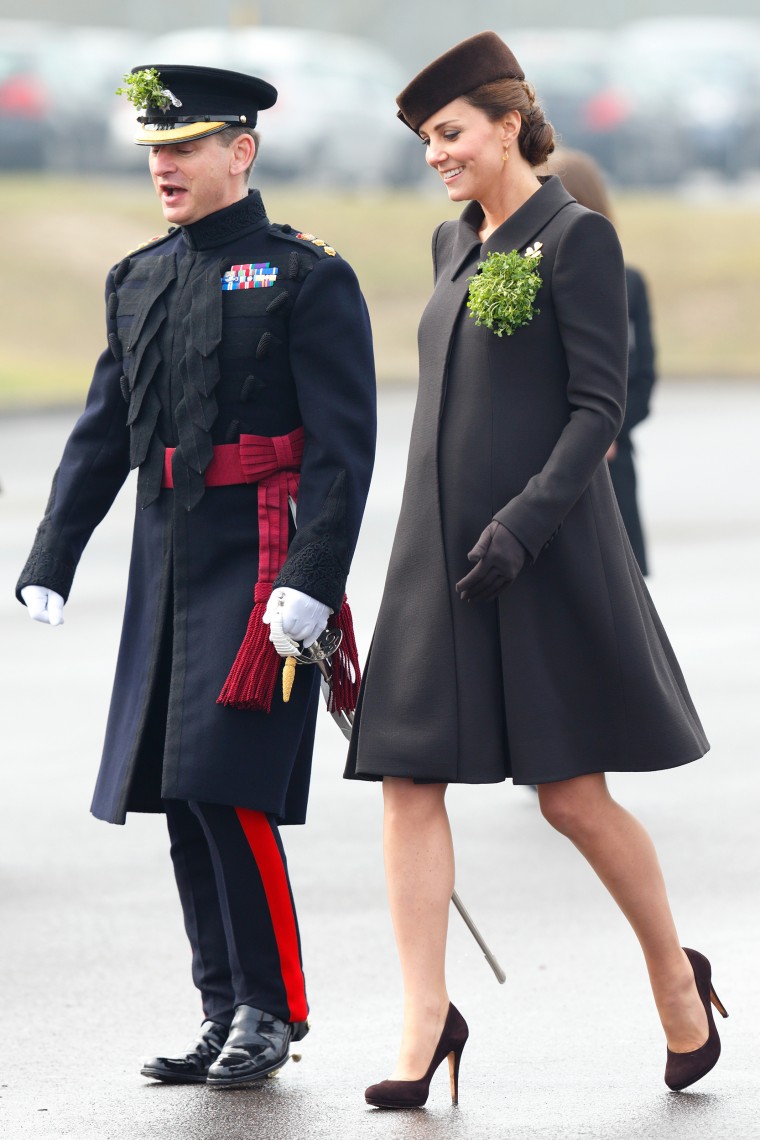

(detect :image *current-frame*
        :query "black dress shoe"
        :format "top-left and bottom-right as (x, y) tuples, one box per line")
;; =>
(206, 1004), (309, 1087)
(141, 1019), (229, 1084)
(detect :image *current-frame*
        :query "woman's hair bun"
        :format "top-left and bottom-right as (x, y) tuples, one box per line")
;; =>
(520, 105), (555, 166)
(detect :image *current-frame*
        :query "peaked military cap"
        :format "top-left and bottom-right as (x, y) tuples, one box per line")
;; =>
(132, 64), (277, 146)
(396, 31), (525, 134)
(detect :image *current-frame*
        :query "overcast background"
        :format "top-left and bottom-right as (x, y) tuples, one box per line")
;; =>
(2, 0), (760, 66)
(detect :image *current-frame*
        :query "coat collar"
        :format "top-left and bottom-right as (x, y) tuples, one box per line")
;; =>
(182, 189), (269, 250)
(448, 175), (575, 280)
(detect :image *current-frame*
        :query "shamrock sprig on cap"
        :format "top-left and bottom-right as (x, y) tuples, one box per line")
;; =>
(466, 242), (543, 337)
(116, 68), (181, 112)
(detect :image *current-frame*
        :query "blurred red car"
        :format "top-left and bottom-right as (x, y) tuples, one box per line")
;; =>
(0, 26), (50, 170)
(504, 28), (686, 186)
(610, 18), (760, 180)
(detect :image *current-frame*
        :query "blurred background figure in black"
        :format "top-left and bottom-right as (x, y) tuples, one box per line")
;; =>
(546, 147), (656, 575)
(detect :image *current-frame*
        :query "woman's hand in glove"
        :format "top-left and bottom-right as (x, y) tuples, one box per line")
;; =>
(456, 521), (528, 603)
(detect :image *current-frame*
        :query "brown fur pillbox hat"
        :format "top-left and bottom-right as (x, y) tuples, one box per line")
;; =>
(396, 31), (525, 133)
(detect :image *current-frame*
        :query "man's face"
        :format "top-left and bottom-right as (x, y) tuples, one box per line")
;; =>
(148, 134), (246, 226)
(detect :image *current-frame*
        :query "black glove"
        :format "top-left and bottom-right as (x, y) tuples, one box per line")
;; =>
(456, 520), (528, 602)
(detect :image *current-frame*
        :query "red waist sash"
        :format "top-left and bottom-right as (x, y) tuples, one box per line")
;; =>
(162, 430), (305, 491)
(163, 429), (306, 713)
(160, 427), (359, 717)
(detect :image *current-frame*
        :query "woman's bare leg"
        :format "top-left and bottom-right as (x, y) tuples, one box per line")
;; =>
(382, 776), (453, 1079)
(537, 773), (708, 1052)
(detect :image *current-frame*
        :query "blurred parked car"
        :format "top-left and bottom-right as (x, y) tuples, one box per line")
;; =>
(35, 25), (147, 171)
(0, 22), (52, 169)
(0, 20), (146, 171)
(610, 18), (760, 180)
(107, 25), (418, 186)
(506, 28), (687, 186)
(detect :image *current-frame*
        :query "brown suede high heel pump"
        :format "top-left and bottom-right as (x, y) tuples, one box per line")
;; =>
(365, 1003), (469, 1109)
(664, 947), (728, 1091)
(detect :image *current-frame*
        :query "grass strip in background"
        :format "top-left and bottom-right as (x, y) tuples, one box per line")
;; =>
(0, 174), (757, 407)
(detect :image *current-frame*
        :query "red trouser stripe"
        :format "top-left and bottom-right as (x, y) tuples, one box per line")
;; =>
(234, 807), (308, 1023)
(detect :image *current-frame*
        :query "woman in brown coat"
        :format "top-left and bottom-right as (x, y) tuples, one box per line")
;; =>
(345, 33), (725, 1108)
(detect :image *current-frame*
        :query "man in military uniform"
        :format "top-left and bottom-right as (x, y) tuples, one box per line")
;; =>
(17, 65), (376, 1086)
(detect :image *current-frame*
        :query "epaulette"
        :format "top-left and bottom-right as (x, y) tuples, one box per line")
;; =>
(270, 223), (338, 258)
(125, 227), (178, 256)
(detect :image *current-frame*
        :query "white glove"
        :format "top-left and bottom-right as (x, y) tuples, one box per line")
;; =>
(21, 584), (65, 626)
(262, 587), (331, 655)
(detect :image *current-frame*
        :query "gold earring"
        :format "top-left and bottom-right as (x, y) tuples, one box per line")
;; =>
(502, 146), (509, 163)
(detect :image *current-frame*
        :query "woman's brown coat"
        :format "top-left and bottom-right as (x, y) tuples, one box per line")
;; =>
(347, 177), (707, 784)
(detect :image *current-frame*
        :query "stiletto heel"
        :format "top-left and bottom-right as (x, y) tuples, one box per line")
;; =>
(664, 947), (727, 1091)
(710, 985), (729, 1020)
(448, 1047), (462, 1104)
(365, 1003), (469, 1109)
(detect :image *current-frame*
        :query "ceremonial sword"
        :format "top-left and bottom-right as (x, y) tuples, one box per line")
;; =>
(272, 612), (506, 985)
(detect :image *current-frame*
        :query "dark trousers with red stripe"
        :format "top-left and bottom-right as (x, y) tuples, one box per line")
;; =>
(164, 799), (308, 1029)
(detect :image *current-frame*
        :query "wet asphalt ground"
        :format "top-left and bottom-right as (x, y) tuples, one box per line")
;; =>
(1, 379), (759, 1139)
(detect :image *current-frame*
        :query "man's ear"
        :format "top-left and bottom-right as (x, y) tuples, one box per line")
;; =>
(230, 132), (255, 174)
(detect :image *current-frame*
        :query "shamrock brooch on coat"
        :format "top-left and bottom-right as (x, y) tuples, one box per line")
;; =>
(466, 242), (543, 337)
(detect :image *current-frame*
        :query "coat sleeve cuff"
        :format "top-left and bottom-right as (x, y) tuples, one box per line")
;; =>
(16, 547), (77, 605)
(493, 504), (559, 563)
(273, 540), (346, 613)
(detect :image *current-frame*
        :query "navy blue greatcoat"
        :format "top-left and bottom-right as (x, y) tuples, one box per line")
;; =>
(346, 177), (707, 786)
(18, 191), (376, 825)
